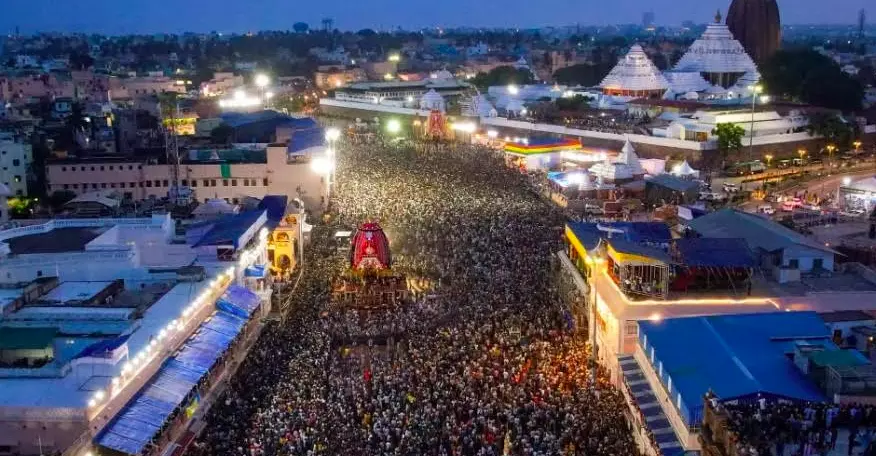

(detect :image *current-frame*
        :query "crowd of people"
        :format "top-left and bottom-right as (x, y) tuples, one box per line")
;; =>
(191, 137), (640, 455)
(715, 400), (876, 456)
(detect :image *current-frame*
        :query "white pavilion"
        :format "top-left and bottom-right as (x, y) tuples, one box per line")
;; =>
(672, 11), (759, 89)
(419, 89), (446, 112)
(589, 138), (646, 183)
(600, 44), (670, 99)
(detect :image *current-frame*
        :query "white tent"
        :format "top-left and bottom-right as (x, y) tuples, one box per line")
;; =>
(192, 198), (238, 220)
(671, 160), (700, 178)
(419, 89), (446, 112)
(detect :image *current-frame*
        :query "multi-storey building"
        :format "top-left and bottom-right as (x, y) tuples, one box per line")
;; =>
(0, 132), (32, 197)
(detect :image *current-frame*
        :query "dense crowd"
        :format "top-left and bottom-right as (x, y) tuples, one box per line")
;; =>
(716, 400), (876, 456)
(191, 137), (639, 455)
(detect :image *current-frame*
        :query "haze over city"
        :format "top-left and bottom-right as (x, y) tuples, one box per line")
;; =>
(0, 0), (871, 34)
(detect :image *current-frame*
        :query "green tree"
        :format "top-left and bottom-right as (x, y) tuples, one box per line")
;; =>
(210, 123), (234, 145)
(555, 95), (593, 111)
(293, 22), (309, 33)
(760, 50), (863, 111)
(712, 123), (746, 168)
(807, 112), (854, 151)
(48, 190), (77, 209)
(470, 66), (534, 90)
(552, 62), (615, 86)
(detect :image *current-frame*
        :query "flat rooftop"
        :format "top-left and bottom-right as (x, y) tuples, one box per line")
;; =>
(5, 227), (107, 254)
(34, 281), (114, 306)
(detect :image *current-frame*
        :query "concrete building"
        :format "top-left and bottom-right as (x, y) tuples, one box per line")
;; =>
(0, 209), (273, 456)
(46, 143), (328, 210)
(200, 72), (244, 97)
(0, 131), (32, 197)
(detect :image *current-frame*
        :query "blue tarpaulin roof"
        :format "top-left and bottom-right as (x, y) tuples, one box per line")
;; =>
(186, 210), (265, 248)
(257, 195), (289, 228)
(94, 309), (248, 455)
(245, 264), (268, 278)
(288, 126), (326, 155)
(674, 238), (756, 268)
(638, 312), (829, 426)
(74, 334), (130, 359)
(216, 285), (261, 318)
(567, 222), (672, 251)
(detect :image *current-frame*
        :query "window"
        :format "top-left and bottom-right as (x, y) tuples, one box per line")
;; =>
(154, 180), (160, 187)
(81, 166), (85, 171)
(13, 175), (21, 183)
(146, 181), (153, 187)
(232, 198), (239, 204)
(128, 165), (133, 170)
(263, 178), (268, 186)
(181, 179), (188, 186)
(92, 183), (98, 189)
(163, 180), (169, 187)
(203, 179), (209, 187)
(63, 184), (69, 189)
(138, 165), (143, 170)
(61, 166), (67, 171)
(191, 180), (197, 187)
(100, 166), (105, 171)
(222, 179), (228, 187)
(90, 166), (95, 171)
(73, 184), (78, 189)
(624, 321), (638, 336)
(110, 183), (117, 188)
(139, 182), (144, 187)
(36, 270), (43, 277)
(789, 259), (799, 269)
(231, 179), (237, 186)
(210, 179), (217, 186)
(813, 258), (824, 269)
(109, 166), (114, 170)
(13, 159), (20, 167)
(100, 183), (107, 188)
(243, 179), (250, 186)
(130, 182), (136, 188)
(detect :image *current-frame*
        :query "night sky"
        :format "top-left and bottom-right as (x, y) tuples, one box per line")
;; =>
(0, 0), (870, 35)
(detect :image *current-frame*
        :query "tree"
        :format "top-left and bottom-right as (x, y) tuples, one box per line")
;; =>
(553, 63), (614, 86)
(210, 123), (234, 145)
(555, 95), (592, 111)
(68, 51), (94, 71)
(712, 123), (746, 168)
(470, 66), (534, 90)
(807, 112), (854, 151)
(48, 190), (77, 209)
(760, 50), (863, 112)
(293, 22), (310, 34)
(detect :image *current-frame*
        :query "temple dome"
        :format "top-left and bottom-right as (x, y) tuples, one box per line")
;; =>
(419, 89), (446, 112)
(600, 44), (669, 98)
(727, 0), (781, 64)
(673, 11), (759, 88)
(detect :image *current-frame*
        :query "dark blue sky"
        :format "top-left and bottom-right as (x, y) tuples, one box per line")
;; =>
(1, 0), (869, 35)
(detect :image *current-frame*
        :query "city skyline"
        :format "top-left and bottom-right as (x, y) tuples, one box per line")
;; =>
(0, 0), (871, 35)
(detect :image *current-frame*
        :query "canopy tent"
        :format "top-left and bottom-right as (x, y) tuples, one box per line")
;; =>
(670, 160), (700, 178)
(94, 309), (248, 455)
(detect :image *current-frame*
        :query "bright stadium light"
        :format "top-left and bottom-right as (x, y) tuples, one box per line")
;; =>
(507, 84), (519, 95)
(255, 74), (270, 88)
(386, 119), (402, 134)
(388, 53), (401, 62)
(310, 156), (335, 176)
(486, 130), (498, 138)
(325, 127), (341, 143)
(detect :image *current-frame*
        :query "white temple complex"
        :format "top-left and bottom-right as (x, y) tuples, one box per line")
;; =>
(600, 45), (670, 99)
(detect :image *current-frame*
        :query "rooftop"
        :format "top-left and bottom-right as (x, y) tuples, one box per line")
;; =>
(5, 227), (107, 255)
(599, 44), (669, 93)
(0, 327), (57, 350)
(638, 312), (829, 423)
(687, 208), (836, 255)
(819, 310), (876, 323)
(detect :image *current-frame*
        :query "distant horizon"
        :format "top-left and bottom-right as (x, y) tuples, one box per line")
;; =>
(0, 0), (870, 36)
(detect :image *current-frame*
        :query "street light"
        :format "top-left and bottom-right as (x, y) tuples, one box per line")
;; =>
(854, 140), (862, 152)
(585, 255), (606, 381)
(325, 127), (341, 144)
(507, 84), (519, 95)
(798, 148), (807, 164)
(386, 118), (402, 135)
(254, 74), (270, 88)
(764, 154), (773, 167)
(747, 84), (763, 162)
(826, 144), (837, 169)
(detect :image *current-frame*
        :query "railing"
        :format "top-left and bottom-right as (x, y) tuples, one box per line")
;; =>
(0, 215), (169, 242)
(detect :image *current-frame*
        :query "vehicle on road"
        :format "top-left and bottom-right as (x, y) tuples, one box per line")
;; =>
(757, 205), (776, 215)
(781, 198), (803, 212)
(722, 182), (740, 193)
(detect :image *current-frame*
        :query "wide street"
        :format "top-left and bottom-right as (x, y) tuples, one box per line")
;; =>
(189, 138), (639, 456)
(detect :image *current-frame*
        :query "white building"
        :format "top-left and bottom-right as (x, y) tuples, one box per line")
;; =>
(0, 132), (32, 197)
(599, 44), (670, 99)
(672, 12), (759, 89)
(0, 183), (10, 223)
(0, 209), (272, 456)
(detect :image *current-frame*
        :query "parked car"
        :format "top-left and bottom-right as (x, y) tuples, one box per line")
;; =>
(722, 182), (741, 193)
(757, 205), (776, 215)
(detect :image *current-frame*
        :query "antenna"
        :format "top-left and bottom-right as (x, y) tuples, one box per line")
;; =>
(859, 9), (866, 40)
